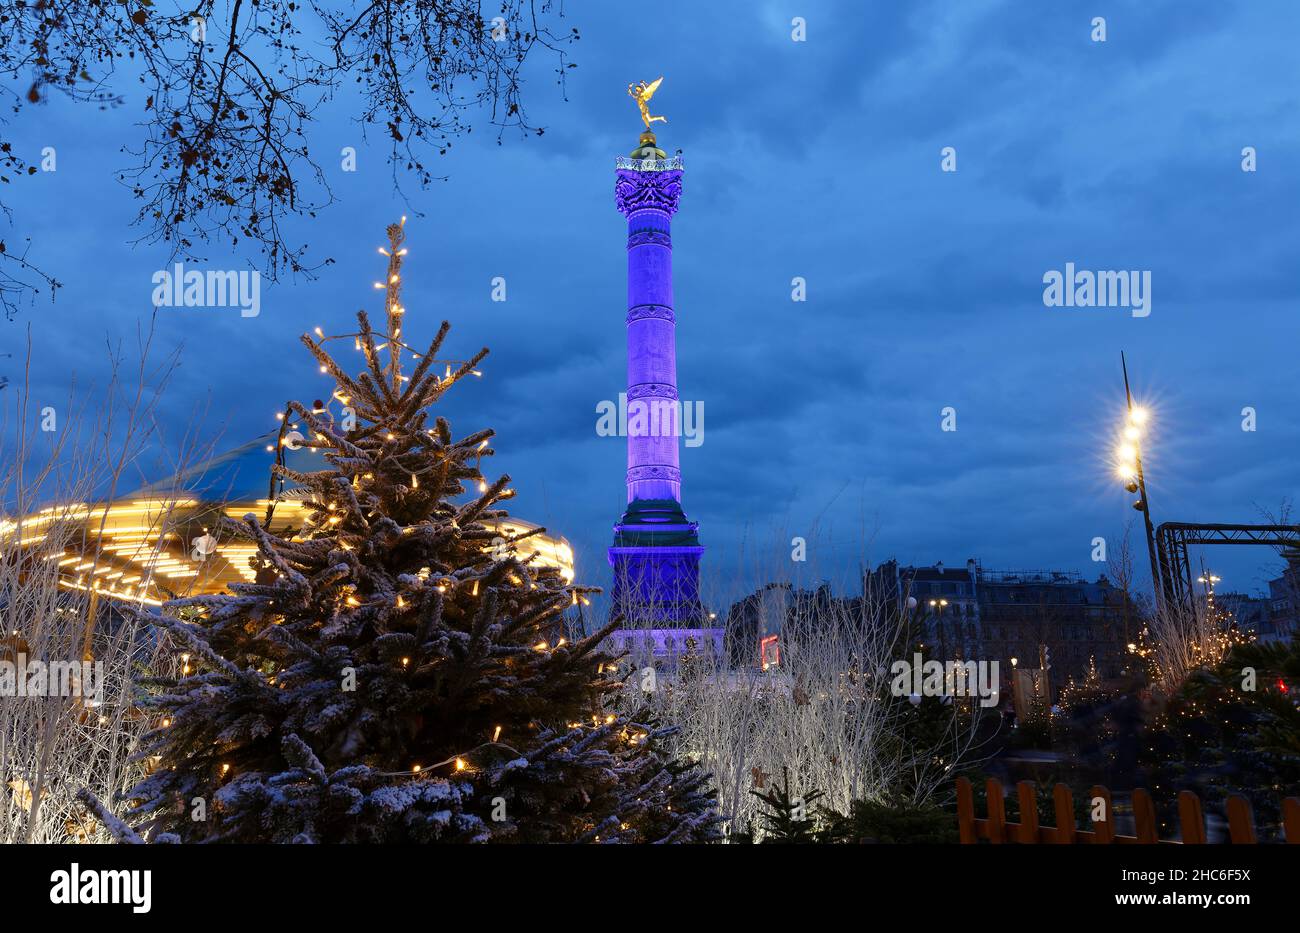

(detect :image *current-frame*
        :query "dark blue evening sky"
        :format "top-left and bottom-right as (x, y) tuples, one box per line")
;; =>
(4, 1), (1299, 605)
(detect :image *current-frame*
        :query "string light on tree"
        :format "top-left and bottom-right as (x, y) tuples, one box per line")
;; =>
(84, 220), (721, 845)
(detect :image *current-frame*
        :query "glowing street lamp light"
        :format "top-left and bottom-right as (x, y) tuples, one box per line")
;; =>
(1113, 427), (1149, 510)
(1117, 353), (1163, 610)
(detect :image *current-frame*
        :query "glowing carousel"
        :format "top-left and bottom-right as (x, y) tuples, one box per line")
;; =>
(4, 220), (574, 612)
(3, 430), (575, 609)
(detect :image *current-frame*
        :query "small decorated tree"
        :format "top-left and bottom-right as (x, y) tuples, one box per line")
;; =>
(747, 769), (823, 844)
(112, 221), (720, 843)
(1140, 637), (1300, 839)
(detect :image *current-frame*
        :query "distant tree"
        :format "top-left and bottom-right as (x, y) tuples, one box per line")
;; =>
(1107, 518), (1141, 647)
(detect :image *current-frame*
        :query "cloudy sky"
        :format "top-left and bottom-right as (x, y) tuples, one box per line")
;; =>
(4, 0), (1299, 605)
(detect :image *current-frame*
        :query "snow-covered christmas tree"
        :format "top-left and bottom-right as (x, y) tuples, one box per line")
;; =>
(107, 221), (720, 843)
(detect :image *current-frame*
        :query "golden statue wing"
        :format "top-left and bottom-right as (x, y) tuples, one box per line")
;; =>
(643, 76), (663, 100)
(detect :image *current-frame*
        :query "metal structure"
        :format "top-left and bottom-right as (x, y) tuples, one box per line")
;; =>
(1155, 521), (1300, 615)
(1114, 355), (1299, 627)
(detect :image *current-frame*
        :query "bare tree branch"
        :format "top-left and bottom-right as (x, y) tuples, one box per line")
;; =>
(0, 0), (577, 307)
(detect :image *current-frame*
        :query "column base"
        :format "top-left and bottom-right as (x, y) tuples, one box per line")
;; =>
(608, 498), (704, 625)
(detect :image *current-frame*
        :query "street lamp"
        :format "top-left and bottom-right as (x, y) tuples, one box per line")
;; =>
(1116, 352), (1162, 610)
(927, 599), (950, 658)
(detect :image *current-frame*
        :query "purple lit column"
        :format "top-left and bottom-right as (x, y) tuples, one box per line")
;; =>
(608, 136), (704, 625)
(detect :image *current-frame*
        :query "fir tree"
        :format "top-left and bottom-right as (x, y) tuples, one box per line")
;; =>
(747, 769), (823, 843)
(112, 221), (721, 844)
(1140, 636), (1300, 839)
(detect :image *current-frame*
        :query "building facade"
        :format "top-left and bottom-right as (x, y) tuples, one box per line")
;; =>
(867, 559), (1132, 689)
(723, 583), (849, 669)
(1262, 558), (1300, 642)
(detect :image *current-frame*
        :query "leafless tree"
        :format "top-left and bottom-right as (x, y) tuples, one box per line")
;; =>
(0, 319), (209, 842)
(0, 0), (577, 312)
(607, 530), (993, 840)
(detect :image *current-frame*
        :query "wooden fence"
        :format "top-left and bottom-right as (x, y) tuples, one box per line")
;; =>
(955, 776), (1300, 844)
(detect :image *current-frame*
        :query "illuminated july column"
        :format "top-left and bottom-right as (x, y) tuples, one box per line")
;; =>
(608, 131), (704, 625)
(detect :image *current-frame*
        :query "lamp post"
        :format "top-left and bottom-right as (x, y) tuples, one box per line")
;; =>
(1116, 352), (1162, 611)
(928, 598), (949, 658)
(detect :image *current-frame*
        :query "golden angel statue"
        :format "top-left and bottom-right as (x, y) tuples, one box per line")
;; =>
(628, 77), (667, 129)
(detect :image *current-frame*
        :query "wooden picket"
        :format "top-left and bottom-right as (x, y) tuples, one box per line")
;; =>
(955, 776), (1300, 844)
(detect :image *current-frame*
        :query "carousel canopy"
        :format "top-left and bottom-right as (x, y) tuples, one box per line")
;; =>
(2, 432), (575, 606)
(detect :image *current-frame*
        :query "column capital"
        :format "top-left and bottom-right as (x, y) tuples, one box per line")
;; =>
(615, 167), (683, 216)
